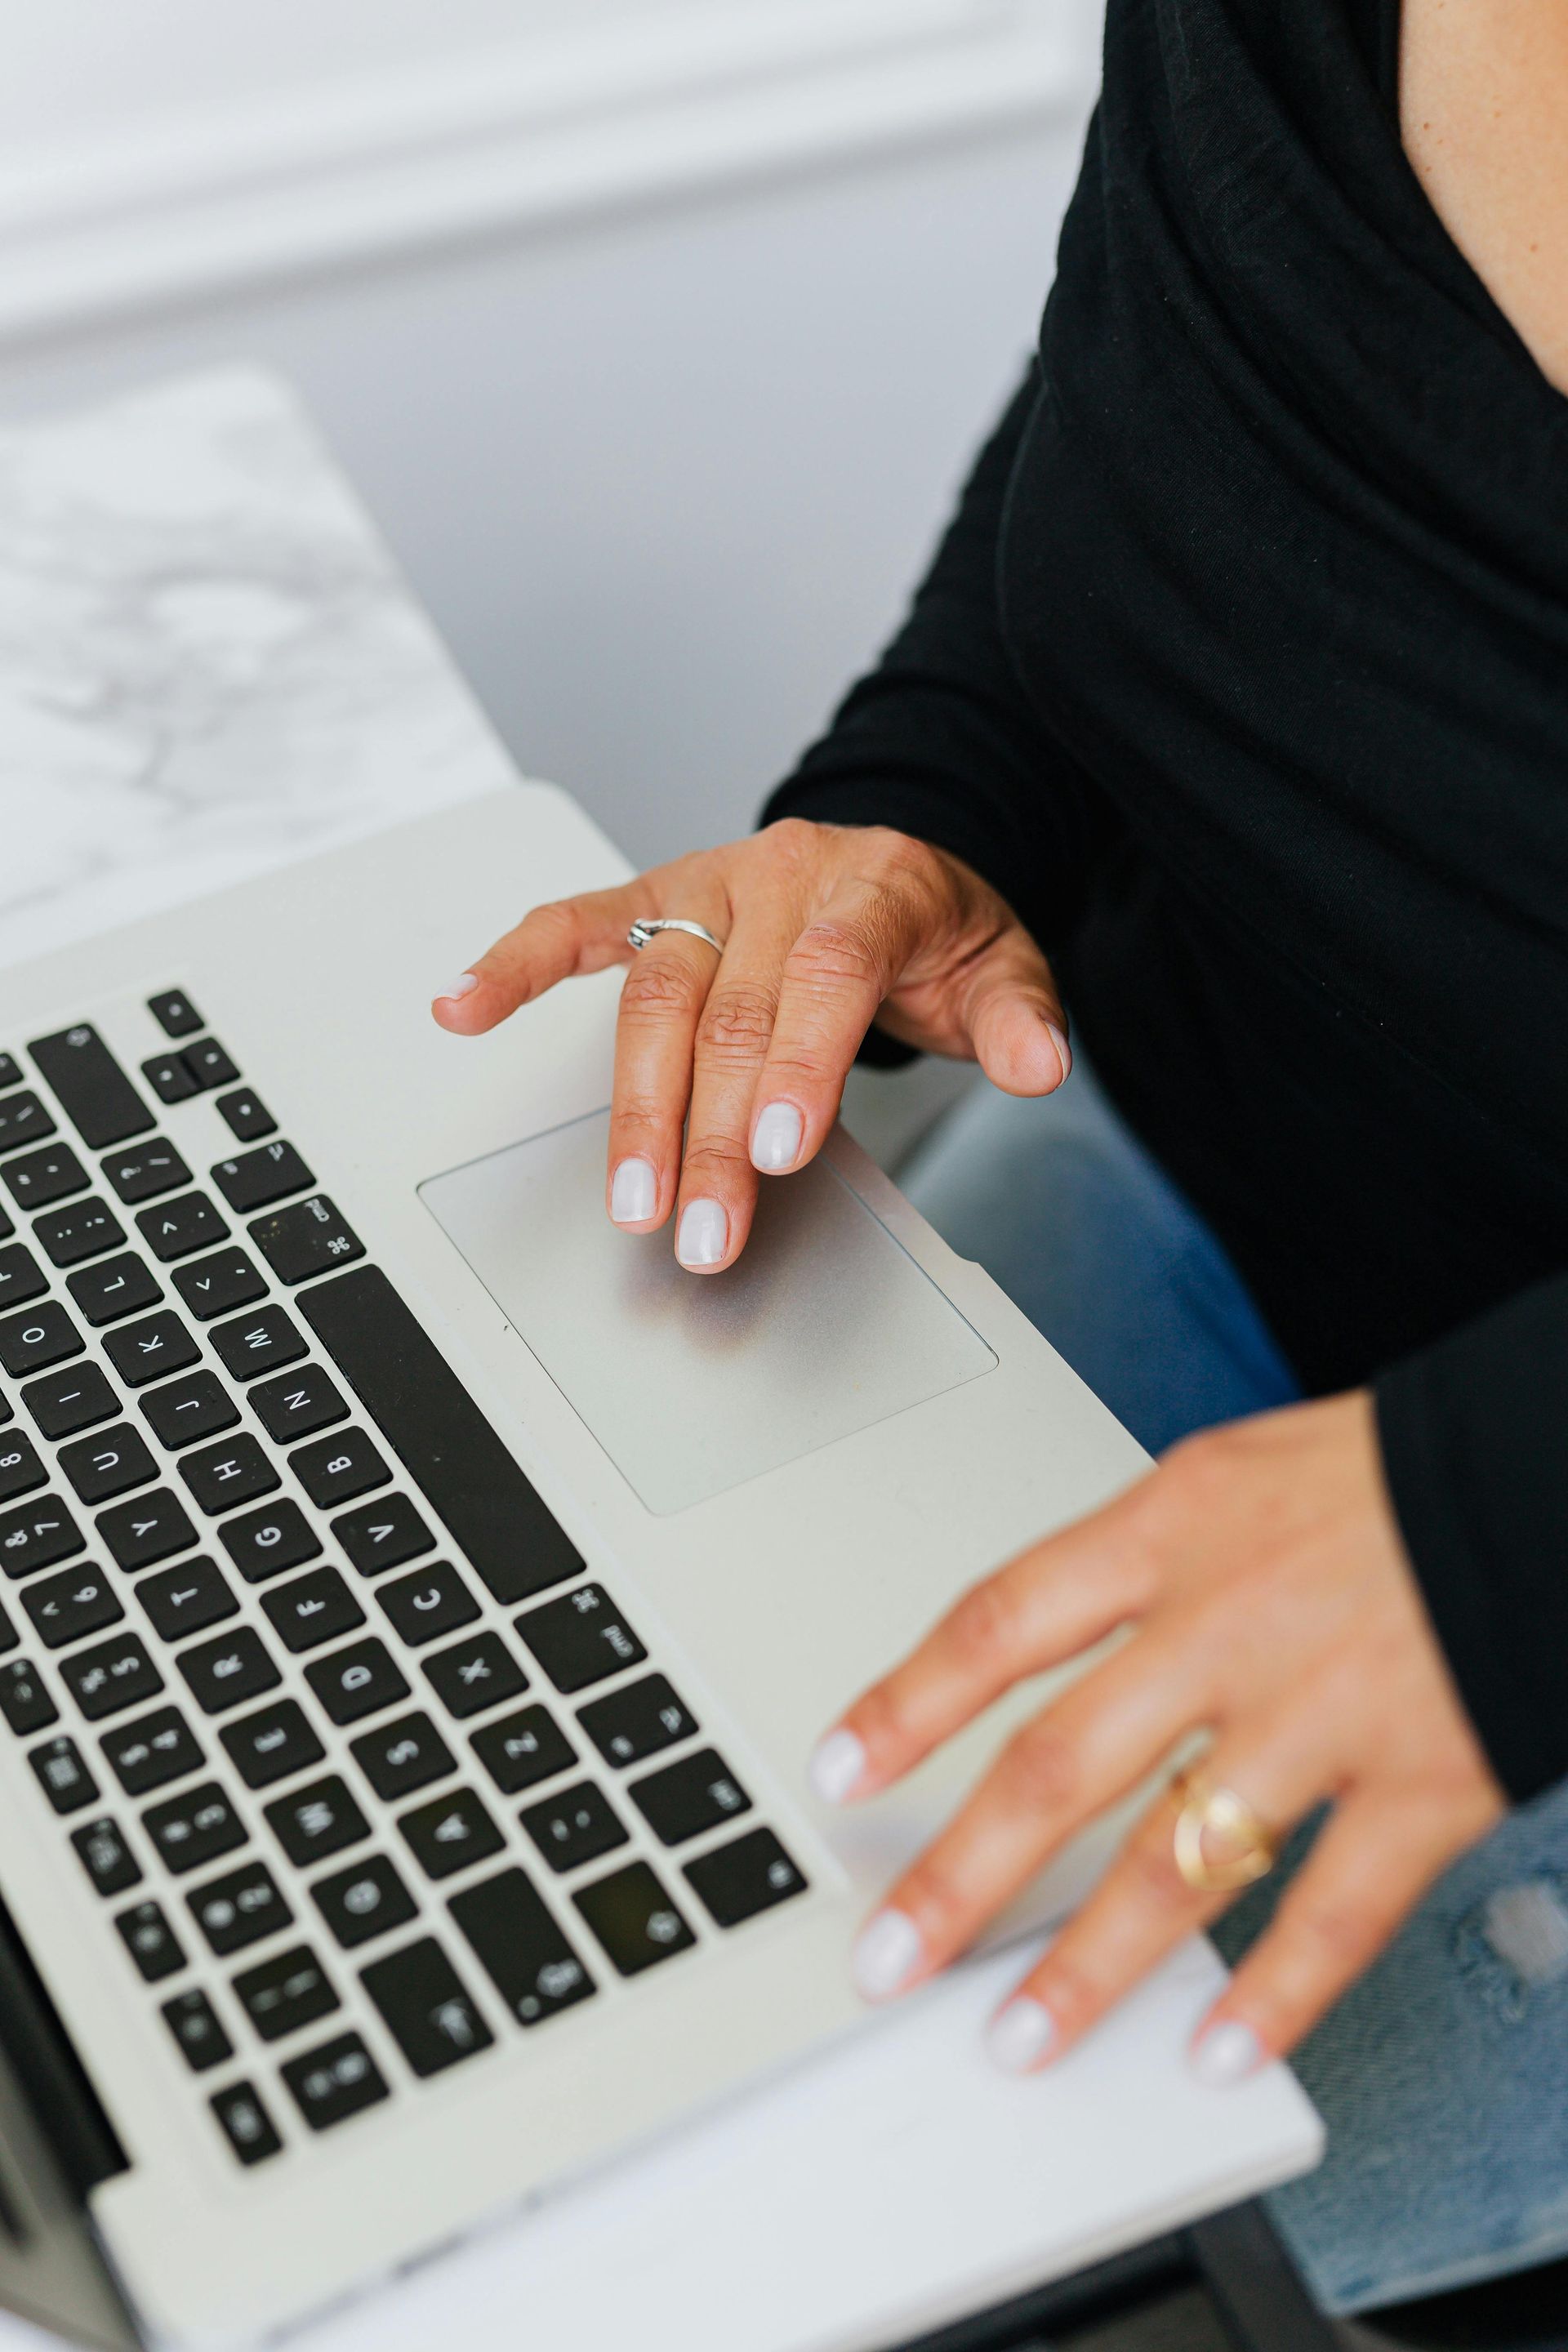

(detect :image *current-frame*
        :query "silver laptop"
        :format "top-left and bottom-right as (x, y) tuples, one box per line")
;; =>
(0, 773), (1151, 2350)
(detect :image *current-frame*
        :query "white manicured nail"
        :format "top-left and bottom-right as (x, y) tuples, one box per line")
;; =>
(751, 1101), (804, 1172)
(676, 1198), (727, 1267)
(808, 1729), (866, 1806)
(985, 1998), (1057, 2074)
(610, 1157), (657, 1225)
(434, 972), (479, 1002)
(1045, 1021), (1071, 1086)
(852, 1910), (923, 2001)
(1190, 2020), (1264, 2087)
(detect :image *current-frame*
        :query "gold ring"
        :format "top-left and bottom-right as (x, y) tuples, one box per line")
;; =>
(1172, 1770), (1280, 1893)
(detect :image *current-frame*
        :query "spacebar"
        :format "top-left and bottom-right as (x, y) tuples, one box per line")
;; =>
(299, 1264), (584, 1606)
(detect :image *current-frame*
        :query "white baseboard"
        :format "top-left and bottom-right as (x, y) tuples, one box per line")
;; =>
(0, 0), (1097, 348)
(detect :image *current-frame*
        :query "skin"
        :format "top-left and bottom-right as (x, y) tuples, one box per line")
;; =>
(435, 12), (1565, 2071)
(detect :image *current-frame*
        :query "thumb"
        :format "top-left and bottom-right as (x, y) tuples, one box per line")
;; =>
(960, 926), (1071, 1095)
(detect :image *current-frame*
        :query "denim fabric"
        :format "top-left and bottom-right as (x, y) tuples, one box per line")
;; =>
(901, 1062), (1568, 2313)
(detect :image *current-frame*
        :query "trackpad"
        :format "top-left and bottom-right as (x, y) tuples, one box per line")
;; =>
(419, 1111), (996, 1515)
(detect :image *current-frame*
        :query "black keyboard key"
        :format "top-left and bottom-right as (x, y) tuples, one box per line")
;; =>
(521, 1781), (628, 1874)
(179, 1627), (281, 1716)
(61, 1632), (163, 1720)
(116, 1897), (185, 1981)
(376, 1561), (478, 1650)
(102, 1140), (191, 1205)
(138, 1556), (235, 1645)
(350, 1710), (454, 1803)
(30, 1027), (153, 1150)
(291, 1428), (388, 1512)
(249, 1363), (346, 1443)
(0, 1659), (57, 1735)
(1, 1494), (86, 1579)
(220, 1698), (324, 1791)
(305, 1638), (408, 1726)
(58, 1423), (158, 1507)
(0, 1244), (46, 1312)
(210, 1303), (304, 1382)
(136, 1192), (228, 1264)
(212, 1142), (314, 1215)
(361, 1938), (493, 2078)
(0, 1093), (55, 1156)
(23, 1562), (121, 1648)
(470, 1704), (575, 1797)
(0, 1206), (10, 1240)
(0, 1597), (16, 1655)
(0, 1055), (20, 1092)
(450, 1868), (595, 2028)
(68, 1254), (163, 1329)
(218, 1499), (319, 1584)
(251, 1196), (363, 1287)
(102, 1310), (199, 1389)
(398, 1786), (504, 1882)
(189, 1860), (291, 1956)
(630, 1749), (752, 1848)
(283, 2031), (387, 2132)
(311, 1855), (417, 1952)
(22, 1361), (118, 1438)
(140, 1370), (238, 1450)
(210, 2080), (283, 2166)
(34, 1199), (126, 1269)
(334, 1494), (433, 1578)
(265, 1774), (369, 1868)
(98, 1488), (198, 1573)
(30, 1734), (99, 1814)
(184, 1040), (239, 1092)
(73, 1815), (141, 1897)
(179, 1433), (278, 1517)
(262, 1566), (364, 1656)
(234, 1944), (340, 2043)
(172, 1249), (265, 1322)
(422, 1632), (526, 1722)
(162, 1989), (233, 2073)
(516, 1585), (645, 1695)
(573, 1861), (697, 1977)
(101, 1704), (205, 1795)
(216, 1089), (276, 1143)
(4, 1145), (89, 1212)
(302, 1267), (582, 1606)
(0, 1303), (83, 1380)
(142, 1054), (198, 1107)
(148, 990), (203, 1040)
(144, 1780), (246, 1873)
(0, 1430), (47, 1503)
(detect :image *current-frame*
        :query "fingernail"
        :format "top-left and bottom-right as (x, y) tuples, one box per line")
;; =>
(985, 1998), (1057, 2074)
(808, 1728), (866, 1806)
(434, 972), (479, 1003)
(1190, 2019), (1264, 2087)
(851, 1910), (924, 2002)
(1045, 1020), (1071, 1087)
(676, 1197), (727, 1267)
(610, 1157), (657, 1225)
(751, 1101), (804, 1173)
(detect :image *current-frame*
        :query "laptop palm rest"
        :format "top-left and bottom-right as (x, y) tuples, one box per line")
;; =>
(420, 1111), (996, 1516)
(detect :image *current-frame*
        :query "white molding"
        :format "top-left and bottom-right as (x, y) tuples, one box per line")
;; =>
(0, 0), (1096, 348)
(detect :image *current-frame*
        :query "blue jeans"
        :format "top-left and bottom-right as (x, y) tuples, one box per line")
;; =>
(902, 1062), (1568, 2314)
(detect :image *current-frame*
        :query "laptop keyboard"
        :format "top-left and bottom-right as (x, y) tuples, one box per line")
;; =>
(0, 1000), (808, 2170)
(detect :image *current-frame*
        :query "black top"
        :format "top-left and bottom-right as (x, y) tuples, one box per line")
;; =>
(765, 0), (1568, 1801)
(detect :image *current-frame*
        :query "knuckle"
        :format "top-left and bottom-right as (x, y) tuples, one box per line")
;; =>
(945, 1575), (1024, 1678)
(1288, 1899), (1377, 1971)
(695, 983), (777, 1064)
(759, 815), (820, 871)
(786, 918), (881, 996)
(996, 1716), (1083, 1817)
(619, 956), (705, 1025)
(680, 1133), (751, 1185)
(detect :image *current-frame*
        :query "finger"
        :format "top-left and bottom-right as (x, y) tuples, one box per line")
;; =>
(604, 924), (727, 1234)
(959, 925), (1071, 1098)
(984, 1713), (1333, 2072)
(808, 1482), (1159, 1805)
(670, 899), (800, 1271)
(848, 1630), (1219, 2002)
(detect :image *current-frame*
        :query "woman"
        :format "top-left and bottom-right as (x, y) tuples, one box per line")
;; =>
(435, 0), (1568, 2320)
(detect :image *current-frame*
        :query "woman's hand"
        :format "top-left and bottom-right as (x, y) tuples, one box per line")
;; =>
(811, 1392), (1504, 2079)
(432, 820), (1067, 1272)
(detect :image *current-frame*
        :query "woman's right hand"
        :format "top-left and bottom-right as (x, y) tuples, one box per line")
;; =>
(431, 817), (1069, 1273)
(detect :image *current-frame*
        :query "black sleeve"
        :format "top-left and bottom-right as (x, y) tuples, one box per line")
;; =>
(760, 366), (1104, 959)
(1374, 1276), (1568, 1802)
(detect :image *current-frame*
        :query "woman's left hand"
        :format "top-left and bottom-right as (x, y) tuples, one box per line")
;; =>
(811, 1392), (1506, 2080)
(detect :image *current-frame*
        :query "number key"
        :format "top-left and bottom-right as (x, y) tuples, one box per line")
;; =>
(0, 1431), (47, 1505)
(101, 1704), (206, 1795)
(22, 1564), (122, 1648)
(72, 1815), (141, 1897)
(60, 1633), (163, 1721)
(0, 1659), (58, 1735)
(1, 1495), (86, 1579)
(30, 1734), (100, 1814)
(162, 1989), (233, 2073)
(115, 1897), (185, 1982)
(143, 1780), (245, 1873)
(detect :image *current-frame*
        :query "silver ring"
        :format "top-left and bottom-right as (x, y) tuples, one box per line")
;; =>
(626, 916), (725, 956)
